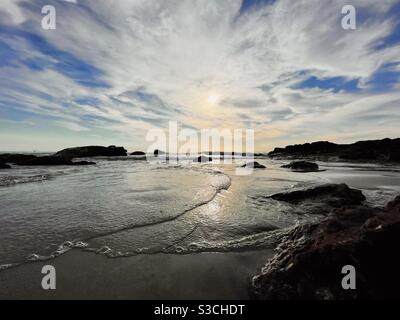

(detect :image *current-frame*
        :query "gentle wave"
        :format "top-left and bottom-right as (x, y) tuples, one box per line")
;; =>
(0, 169), (232, 271)
(77, 227), (287, 259)
(0, 174), (54, 187)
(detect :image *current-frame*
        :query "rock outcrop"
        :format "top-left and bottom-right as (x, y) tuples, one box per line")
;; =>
(15, 155), (74, 166)
(252, 193), (400, 300)
(56, 145), (127, 158)
(0, 154), (96, 166)
(269, 138), (400, 162)
(131, 151), (146, 156)
(281, 161), (319, 172)
(242, 162), (266, 169)
(0, 162), (11, 169)
(0, 154), (37, 164)
(129, 151), (147, 160)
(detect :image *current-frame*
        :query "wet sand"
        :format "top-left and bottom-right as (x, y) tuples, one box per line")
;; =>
(0, 249), (273, 300)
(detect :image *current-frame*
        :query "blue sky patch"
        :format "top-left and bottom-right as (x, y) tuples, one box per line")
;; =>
(0, 24), (109, 89)
(239, 0), (275, 13)
(365, 63), (400, 91)
(293, 76), (360, 92)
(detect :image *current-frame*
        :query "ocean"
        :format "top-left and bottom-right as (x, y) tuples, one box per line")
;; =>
(1, 156), (399, 271)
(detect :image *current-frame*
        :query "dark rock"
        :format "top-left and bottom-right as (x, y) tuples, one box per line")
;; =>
(281, 161), (319, 172)
(242, 162), (266, 169)
(0, 154), (37, 164)
(130, 151), (146, 156)
(56, 145), (127, 158)
(154, 149), (166, 157)
(194, 155), (212, 163)
(269, 138), (400, 162)
(269, 141), (340, 158)
(0, 162), (11, 169)
(251, 194), (400, 300)
(16, 155), (74, 166)
(1, 153), (98, 167)
(71, 161), (96, 166)
(269, 183), (365, 208)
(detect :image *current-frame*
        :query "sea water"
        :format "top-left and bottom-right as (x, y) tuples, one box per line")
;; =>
(0, 156), (399, 268)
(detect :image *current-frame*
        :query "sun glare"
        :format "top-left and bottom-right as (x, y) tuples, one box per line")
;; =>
(207, 94), (219, 105)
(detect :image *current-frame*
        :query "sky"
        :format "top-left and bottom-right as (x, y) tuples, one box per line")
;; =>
(0, 0), (399, 152)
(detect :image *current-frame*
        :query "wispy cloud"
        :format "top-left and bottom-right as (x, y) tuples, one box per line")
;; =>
(0, 0), (399, 151)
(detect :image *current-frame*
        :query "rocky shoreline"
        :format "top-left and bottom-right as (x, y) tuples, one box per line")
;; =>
(269, 138), (400, 163)
(0, 145), (127, 168)
(252, 185), (400, 300)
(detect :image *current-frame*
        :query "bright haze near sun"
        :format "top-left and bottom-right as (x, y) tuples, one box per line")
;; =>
(0, 0), (399, 152)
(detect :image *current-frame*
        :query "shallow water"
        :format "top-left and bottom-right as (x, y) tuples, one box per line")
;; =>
(0, 157), (399, 268)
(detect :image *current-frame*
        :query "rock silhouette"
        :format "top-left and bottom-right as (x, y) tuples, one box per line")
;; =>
(56, 145), (127, 158)
(281, 161), (319, 172)
(269, 138), (400, 162)
(0, 154), (37, 164)
(241, 162), (266, 169)
(0, 162), (11, 169)
(131, 151), (146, 156)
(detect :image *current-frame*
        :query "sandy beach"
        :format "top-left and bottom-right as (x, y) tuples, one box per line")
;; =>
(0, 249), (273, 300)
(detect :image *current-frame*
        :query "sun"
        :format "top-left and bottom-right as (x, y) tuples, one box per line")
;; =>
(207, 94), (219, 105)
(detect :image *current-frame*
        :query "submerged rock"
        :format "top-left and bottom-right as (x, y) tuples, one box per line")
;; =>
(252, 195), (400, 299)
(0, 162), (11, 169)
(56, 145), (127, 158)
(241, 162), (266, 169)
(269, 183), (365, 208)
(281, 161), (319, 172)
(194, 155), (212, 163)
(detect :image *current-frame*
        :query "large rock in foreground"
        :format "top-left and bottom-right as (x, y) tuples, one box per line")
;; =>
(269, 184), (366, 208)
(56, 145), (127, 158)
(281, 161), (319, 172)
(252, 195), (400, 299)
